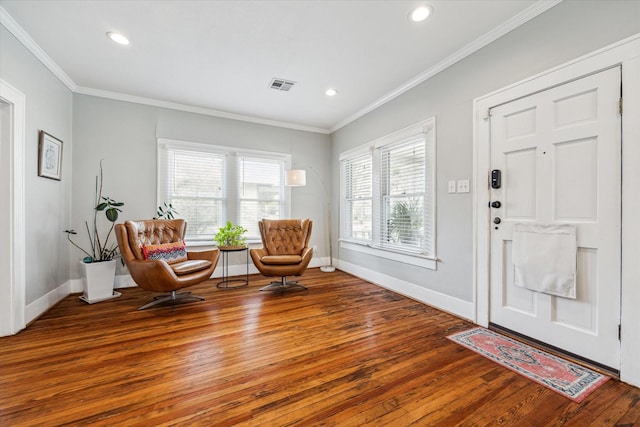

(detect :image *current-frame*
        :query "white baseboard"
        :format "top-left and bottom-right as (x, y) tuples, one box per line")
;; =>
(114, 274), (137, 289)
(25, 280), (75, 325)
(25, 274), (139, 324)
(336, 259), (474, 321)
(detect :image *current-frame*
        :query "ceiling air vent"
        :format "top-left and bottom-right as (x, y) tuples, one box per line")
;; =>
(269, 78), (296, 92)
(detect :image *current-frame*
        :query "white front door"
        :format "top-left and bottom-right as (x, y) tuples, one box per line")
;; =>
(488, 67), (621, 369)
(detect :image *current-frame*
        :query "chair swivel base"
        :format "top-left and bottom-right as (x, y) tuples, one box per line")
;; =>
(260, 277), (307, 293)
(138, 290), (204, 310)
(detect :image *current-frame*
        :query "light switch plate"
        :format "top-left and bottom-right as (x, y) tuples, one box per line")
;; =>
(457, 179), (470, 193)
(448, 180), (457, 193)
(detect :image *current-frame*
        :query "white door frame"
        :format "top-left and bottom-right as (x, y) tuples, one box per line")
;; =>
(473, 34), (640, 387)
(0, 79), (26, 336)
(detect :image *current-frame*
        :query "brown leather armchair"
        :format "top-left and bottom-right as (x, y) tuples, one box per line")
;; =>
(115, 219), (219, 310)
(250, 218), (313, 293)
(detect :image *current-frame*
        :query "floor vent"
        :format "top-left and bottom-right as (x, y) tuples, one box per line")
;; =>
(269, 78), (296, 91)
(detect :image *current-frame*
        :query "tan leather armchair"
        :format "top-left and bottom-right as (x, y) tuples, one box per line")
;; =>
(250, 218), (313, 293)
(115, 219), (219, 310)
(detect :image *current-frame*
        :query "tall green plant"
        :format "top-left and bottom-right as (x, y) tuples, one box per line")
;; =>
(64, 160), (124, 262)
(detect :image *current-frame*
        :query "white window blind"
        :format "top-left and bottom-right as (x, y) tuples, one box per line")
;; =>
(380, 137), (426, 251)
(238, 155), (285, 237)
(342, 152), (373, 242)
(339, 118), (435, 260)
(158, 139), (290, 241)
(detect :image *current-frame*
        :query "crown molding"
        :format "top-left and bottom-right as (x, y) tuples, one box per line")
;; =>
(0, 6), (77, 91)
(75, 86), (331, 134)
(329, 0), (563, 133)
(1, 1), (561, 136)
(1, 5), (329, 134)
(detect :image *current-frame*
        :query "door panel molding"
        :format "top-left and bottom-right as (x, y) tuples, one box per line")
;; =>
(473, 33), (640, 387)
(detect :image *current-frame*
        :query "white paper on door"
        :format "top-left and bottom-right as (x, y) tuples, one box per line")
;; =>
(512, 223), (577, 299)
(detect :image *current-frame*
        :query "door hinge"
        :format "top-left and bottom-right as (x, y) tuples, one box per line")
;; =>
(618, 324), (622, 340)
(619, 97), (623, 115)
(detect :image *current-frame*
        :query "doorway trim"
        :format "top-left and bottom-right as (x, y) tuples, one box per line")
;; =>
(0, 79), (26, 336)
(472, 34), (640, 387)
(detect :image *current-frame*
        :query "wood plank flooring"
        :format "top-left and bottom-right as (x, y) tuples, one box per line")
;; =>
(1, 269), (639, 426)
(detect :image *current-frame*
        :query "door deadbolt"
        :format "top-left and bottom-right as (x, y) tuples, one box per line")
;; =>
(493, 217), (501, 224)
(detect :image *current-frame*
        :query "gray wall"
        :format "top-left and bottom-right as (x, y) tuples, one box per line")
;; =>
(0, 25), (73, 304)
(4, 0), (640, 307)
(330, 0), (640, 302)
(72, 95), (330, 277)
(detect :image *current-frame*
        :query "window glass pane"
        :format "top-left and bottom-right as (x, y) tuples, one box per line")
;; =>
(385, 139), (425, 196)
(380, 138), (426, 251)
(172, 150), (224, 197)
(349, 199), (372, 240)
(382, 195), (424, 249)
(346, 154), (372, 198)
(159, 140), (290, 241)
(342, 153), (372, 241)
(174, 199), (224, 239)
(239, 200), (281, 236)
(238, 156), (283, 236)
(168, 149), (225, 240)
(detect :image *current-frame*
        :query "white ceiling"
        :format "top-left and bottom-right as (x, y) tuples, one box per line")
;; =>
(0, 0), (557, 133)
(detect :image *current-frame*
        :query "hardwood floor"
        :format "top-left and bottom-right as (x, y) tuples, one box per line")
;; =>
(1, 269), (639, 426)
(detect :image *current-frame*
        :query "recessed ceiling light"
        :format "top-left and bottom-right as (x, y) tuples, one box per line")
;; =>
(106, 32), (130, 45)
(325, 88), (338, 97)
(409, 5), (432, 22)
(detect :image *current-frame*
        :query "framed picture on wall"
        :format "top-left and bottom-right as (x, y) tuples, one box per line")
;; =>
(38, 130), (63, 180)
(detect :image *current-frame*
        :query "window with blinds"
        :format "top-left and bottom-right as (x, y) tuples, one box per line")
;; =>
(339, 117), (435, 260)
(380, 137), (426, 251)
(158, 139), (290, 241)
(342, 152), (373, 242)
(238, 155), (285, 237)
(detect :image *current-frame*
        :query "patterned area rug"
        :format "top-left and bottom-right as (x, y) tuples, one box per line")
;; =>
(447, 327), (609, 402)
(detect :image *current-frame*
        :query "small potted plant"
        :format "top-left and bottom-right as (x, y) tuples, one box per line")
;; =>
(65, 160), (124, 303)
(213, 221), (247, 249)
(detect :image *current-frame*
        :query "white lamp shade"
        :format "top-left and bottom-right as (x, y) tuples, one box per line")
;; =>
(285, 170), (306, 186)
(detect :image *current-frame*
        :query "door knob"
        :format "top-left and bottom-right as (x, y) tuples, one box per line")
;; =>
(493, 217), (501, 224)
(491, 201), (501, 208)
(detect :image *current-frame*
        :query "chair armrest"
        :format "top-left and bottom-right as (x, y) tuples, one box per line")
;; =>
(249, 247), (268, 267)
(250, 247), (268, 258)
(187, 248), (220, 264)
(300, 247), (313, 261)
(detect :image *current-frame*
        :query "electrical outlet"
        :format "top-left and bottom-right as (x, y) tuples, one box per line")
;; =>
(457, 179), (470, 193)
(313, 245), (318, 253)
(448, 180), (457, 194)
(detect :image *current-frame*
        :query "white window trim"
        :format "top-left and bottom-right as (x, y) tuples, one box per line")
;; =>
(157, 138), (292, 242)
(339, 117), (437, 270)
(339, 240), (437, 269)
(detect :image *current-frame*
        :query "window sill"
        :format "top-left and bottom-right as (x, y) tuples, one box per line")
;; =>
(339, 240), (437, 270)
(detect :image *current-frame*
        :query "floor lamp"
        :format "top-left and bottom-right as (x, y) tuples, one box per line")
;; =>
(286, 169), (335, 272)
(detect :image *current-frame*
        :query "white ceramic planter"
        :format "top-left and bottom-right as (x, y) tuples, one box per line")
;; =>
(79, 260), (121, 304)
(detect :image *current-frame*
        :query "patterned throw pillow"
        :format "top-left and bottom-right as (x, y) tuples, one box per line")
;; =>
(142, 241), (188, 264)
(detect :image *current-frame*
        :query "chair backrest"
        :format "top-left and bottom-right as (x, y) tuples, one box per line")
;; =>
(259, 219), (312, 256)
(123, 219), (186, 261)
